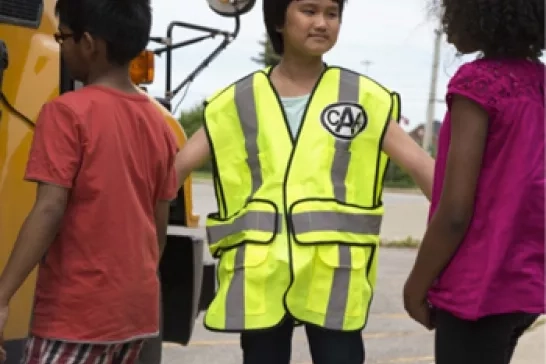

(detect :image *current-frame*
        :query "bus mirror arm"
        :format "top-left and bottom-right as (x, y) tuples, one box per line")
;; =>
(150, 5), (242, 103)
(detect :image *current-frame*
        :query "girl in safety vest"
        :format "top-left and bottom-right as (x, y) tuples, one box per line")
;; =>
(176, 0), (434, 363)
(403, 0), (544, 363)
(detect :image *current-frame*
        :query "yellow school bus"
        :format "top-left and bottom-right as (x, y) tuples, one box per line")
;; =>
(0, 0), (255, 362)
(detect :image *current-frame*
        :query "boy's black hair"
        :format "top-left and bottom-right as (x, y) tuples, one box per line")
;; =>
(438, 0), (544, 59)
(263, 0), (347, 55)
(55, 0), (152, 66)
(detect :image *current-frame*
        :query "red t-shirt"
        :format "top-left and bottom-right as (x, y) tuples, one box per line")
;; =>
(24, 85), (179, 342)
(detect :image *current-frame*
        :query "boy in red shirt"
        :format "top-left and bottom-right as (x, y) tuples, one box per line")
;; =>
(0, 0), (178, 362)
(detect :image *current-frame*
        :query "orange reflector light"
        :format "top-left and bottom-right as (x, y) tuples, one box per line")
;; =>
(129, 50), (154, 85)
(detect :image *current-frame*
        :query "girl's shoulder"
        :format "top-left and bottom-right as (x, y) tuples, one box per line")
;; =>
(446, 58), (544, 116)
(452, 58), (543, 79)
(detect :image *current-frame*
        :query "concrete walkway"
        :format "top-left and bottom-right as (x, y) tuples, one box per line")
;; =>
(512, 317), (545, 364)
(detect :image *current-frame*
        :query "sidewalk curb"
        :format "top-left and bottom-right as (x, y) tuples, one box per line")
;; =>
(527, 315), (545, 332)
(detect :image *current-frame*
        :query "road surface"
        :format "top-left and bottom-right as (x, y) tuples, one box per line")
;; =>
(163, 181), (434, 363)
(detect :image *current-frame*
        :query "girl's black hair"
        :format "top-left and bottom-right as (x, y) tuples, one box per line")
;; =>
(263, 0), (347, 55)
(438, 0), (544, 59)
(55, 0), (152, 65)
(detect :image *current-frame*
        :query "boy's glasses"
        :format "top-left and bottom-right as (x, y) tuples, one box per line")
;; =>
(54, 32), (74, 45)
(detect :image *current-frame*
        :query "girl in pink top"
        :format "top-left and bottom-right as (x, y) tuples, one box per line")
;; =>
(403, 0), (544, 363)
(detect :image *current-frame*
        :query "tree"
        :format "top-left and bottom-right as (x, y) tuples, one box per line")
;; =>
(178, 103), (213, 172)
(251, 33), (281, 67)
(178, 103), (204, 138)
(384, 163), (415, 188)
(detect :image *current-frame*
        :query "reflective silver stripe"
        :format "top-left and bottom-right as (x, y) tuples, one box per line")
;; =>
(207, 210), (277, 245)
(225, 244), (246, 329)
(292, 211), (382, 236)
(327, 70), (368, 330)
(331, 70), (360, 200)
(324, 244), (351, 329)
(223, 75), (263, 330)
(235, 76), (262, 195)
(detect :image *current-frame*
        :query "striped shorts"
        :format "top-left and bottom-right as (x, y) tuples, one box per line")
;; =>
(21, 336), (145, 364)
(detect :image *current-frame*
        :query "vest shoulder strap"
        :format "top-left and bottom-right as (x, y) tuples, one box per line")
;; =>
(328, 66), (401, 123)
(204, 67), (270, 106)
(328, 66), (393, 94)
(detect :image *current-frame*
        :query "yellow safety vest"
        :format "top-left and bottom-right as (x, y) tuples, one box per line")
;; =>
(203, 66), (400, 333)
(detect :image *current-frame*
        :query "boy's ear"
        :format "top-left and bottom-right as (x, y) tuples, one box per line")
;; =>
(79, 32), (98, 56)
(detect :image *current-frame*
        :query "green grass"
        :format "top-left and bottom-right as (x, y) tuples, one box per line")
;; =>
(380, 237), (421, 249)
(191, 170), (213, 181)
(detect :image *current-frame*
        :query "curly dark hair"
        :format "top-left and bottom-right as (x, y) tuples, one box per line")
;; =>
(439, 0), (544, 59)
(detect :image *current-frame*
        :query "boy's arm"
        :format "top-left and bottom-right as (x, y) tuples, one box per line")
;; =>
(0, 184), (68, 305)
(155, 200), (170, 258)
(382, 120), (435, 201)
(156, 129), (181, 260)
(175, 127), (211, 187)
(0, 101), (81, 305)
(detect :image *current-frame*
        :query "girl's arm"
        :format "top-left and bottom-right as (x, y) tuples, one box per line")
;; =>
(382, 120), (435, 200)
(175, 127), (211, 186)
(405, 94), (489, 297)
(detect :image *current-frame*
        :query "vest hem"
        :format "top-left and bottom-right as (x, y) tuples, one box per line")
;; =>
(284, 307), (368, 333)
(202, 315), (288, 334)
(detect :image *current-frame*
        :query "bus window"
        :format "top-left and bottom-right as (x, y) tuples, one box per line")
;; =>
(0, 0), (44, 29)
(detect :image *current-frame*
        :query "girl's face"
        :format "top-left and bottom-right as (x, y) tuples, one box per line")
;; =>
(281, 0), (341, 57)
(441, 2), (479, 55)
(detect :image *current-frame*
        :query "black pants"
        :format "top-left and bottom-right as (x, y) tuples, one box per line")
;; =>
(240, 317), (365, 364)
(435, 309), (539, 364)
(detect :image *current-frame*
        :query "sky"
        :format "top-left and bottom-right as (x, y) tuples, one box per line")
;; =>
(144, 0), (477, 130)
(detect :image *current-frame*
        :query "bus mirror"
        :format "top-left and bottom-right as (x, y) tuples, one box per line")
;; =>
(207, 0), (256, 17)
(129, 50), (154, 85)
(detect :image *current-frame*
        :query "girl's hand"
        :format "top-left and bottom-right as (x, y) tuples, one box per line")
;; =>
(403, 276), (435, 330)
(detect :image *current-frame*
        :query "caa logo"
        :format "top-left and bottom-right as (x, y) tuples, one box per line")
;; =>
(320, 102), (368, 140)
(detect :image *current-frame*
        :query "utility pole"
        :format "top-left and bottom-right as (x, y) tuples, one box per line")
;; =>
(361, 60), (373, 74)
(422, 22), (442, 154)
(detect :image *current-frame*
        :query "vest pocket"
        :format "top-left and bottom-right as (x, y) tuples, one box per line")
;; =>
(288, 199), (380, 324)
(217, 243), (271, 316)
(288, 198), (383, 247)
(305, 245), (372, 320)
(206, 199), (279, 257)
